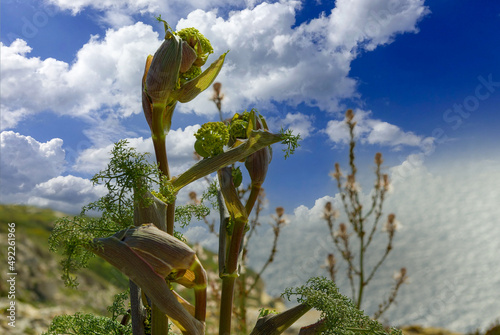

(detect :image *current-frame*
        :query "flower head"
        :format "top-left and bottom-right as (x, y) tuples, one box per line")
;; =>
(194, 122), (229, 158)
(142, 19), (226, 136)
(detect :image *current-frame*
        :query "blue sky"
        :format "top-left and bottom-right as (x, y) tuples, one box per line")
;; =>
(1, 0), (500, 330)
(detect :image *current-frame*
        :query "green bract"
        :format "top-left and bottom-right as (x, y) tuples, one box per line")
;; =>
(194, 122), (229, 157)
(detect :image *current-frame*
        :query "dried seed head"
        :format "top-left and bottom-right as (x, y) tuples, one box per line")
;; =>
(383, 214), (401, 235)
(323, 202), (339, 220)
(327, 253), (336, 267)
(324, 202), (332, 213)
(275, 206), (285, 218)
(334, 223), (349, 240)
(213, 82), (222, 95)
(394, 267), (409, 283)
(375, 152), (383, 166)
(188, 191), (200, 205)
(345, 109), (354, 122)
(339, 223), (347, 234)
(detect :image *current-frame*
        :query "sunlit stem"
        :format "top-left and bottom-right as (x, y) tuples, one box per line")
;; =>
(151, 304), (169, 334)
(191, 256), (208, 322)
(151, 103), (173, 334)
(219, 216), (247, 335)
(219, 275), (237, 335)
(151, 104), (175, 236)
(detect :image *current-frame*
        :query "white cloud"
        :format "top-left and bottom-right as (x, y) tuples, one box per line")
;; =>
(0, 131), (66, 197)
(324, 109), (434, 150)
(267, 112), (314, 139)
(74, 125), (201, 174)
(46, 0), (248, 26)
(28, 175), (107, 213)
(0, 23), (161, 130)
(176, 0), (429, 115)
(1, 1), (428, 133)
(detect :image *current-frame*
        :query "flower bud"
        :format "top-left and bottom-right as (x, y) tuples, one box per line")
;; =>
(245, 146), (272, 187)
(375, 152), (383, 166)
(142, 55), (154, 130)
(194, 122), (229, 158)
(146, 33), (183, 105)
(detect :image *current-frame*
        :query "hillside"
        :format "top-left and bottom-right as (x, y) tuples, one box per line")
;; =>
(0, 204), (276, 334)
(0, 204), (130, 334)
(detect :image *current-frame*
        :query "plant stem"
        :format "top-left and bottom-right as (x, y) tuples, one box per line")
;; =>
(151, 304), (169, 334)
(130, 280), (146, 335)
(219, 216), (247, 335)
(357, 233), (365, 308)
(151, 105), (173, 335)
(245, 184), (261, 214)
(219, 275), (237, 335)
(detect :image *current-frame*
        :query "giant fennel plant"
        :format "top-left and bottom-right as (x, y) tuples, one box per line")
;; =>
(46, 18), (402, 335)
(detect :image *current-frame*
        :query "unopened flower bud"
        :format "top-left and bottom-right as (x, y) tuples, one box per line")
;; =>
(142, 55), (154, 130)
(146, 33), (183, 105)
(245, 146), (272, 186)
(375, 152), (383, 166)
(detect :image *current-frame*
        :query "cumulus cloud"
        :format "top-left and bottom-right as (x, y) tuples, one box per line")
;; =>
(176, 0), (429, 115)
(1, 1), (428, 133)
(0, 23), (161, 130)
(267, 112), (314, 139)
(74, 125), (201, 175)
(0, 131), (66, 197)
(324, 109), (434, 150)
(46, 0), (253, 25)
(28, 175), (107, 213)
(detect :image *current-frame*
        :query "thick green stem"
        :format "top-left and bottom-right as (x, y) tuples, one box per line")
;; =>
(191, 257), (208, 322)
(166, 202), (175, 235)
(219, 216), (247, 335)
(151, 304), (169, 334)
(219, 275), (237, 335)
(130, 280), (146, 335)
(238, 273), (248, 334)
(153, 136), (170, 178)
(151, 103), (173, 335)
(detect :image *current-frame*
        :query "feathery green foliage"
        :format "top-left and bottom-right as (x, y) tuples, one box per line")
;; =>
(48, 140), (160, 287)
(279, 128), (301, 159)
(43, 290), (132, 335)
(175, 203), (211, 228)
(283, 277), (402, 335)
(201, 179), (220, 210)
